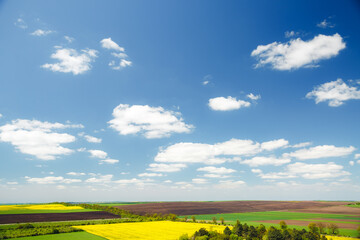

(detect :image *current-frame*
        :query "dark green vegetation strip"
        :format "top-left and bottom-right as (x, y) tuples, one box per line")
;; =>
(181, 211), (359, 222)
(11, 232), (106, 240)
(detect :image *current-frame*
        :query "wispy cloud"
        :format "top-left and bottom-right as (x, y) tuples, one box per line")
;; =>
(31, 29), (54, 36)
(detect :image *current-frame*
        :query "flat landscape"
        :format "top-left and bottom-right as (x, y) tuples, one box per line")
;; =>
(114, 200), (349, 215)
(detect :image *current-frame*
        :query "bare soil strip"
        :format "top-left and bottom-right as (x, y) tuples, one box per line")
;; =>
(115, 201), (348, 216)
(289, 205), (360, 215)
(257, 220), (360, 230)
(0, 211), (119, 224)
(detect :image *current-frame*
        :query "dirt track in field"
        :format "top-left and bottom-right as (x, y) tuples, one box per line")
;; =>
(257, 219), (360, 230)
(115, 201), (348, 216)
(0, 211), (119, 224)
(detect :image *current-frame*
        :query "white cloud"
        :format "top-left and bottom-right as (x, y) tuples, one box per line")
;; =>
(31, 29), (53, 36)
(202, 74), (212, 85)
(349, 161), (354, 166)
(251, 33), (345, 70)
(241, 156), (290, 167)
(7, 182), (18, 185)
(285, 31), (299, 38)
(208, 96), (251, 111)
(306, 79), (360, 107)
(197, 166), (236, 175)
(247, 93), (261, 101)
(108, 104), (193, 139)
(100, 38), (124, 52)
(14, 18), (27, 29)
(0, 113), (2, 118)
(358, 160), (360, 164)
(285, 145), (356, 160)
(261, 139), (288, 151)
(317, 19), (335, 29)
(138, 173), (163, 177)
(203, 174), (231, 178)
(109, 59), (132, 70)
(111, 52), (128, 58)
(147, 163), (187, 173)
(88, 150), (108, 159)
(25, 176), (81, 184)
(42, 47), (98, 75)
(215, 180), (246, 189)
(64, 36), (74, 43)
(251, 169), (263, 174)
(0, 119), (81, 160)
(291, 142), (312, 148)
(192, 178), (208, 184)
(154, 139), (261, 165)
(85, 174), (113, 183)
(254, 162), (350, 180)
(99, 159), (119, 164)
(355, 154), (360, 159)
(84, 135), (102, 143)
(66, 172), (85, 176)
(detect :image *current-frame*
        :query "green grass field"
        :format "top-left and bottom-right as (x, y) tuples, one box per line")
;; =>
(0, 204), (99, 215)
(11, 232), (106, 240)
(180, 211), (360, 238)
(181, 211), (359, 222)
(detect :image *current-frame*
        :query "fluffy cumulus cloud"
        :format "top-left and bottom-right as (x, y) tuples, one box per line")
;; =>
(306, 79), (360, 107)
(138, 173), (163, 177)
(154, 139), (264, 165)
(84, 134), (102, 143)
(241, 156), (291, 167)
(100, 38), (132, 70)
(31, 29), (53, 36)
(108, 104), (193, 139)
(25, 176), (81, 184)
(42, 47), (98, 75)
(251, 33), (345, 70)
(208, 96), (251, 111)
(85, 174), (113, 183)
(66, 172), (85, 176)
(0, 119), (82, 160)
(197, 166), (236, 178)
(261, 139), (288, 151)
(100, 38), (124, 52)
(88, 149), (108, 159)
(147, 163), (187, 172)
(284, 145), (356, 160)
(254, 162), (350, 180)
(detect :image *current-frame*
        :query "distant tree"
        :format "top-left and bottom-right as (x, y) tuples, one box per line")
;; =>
(212, 216), (217, 224)
(191, 215), (196, 222)
(308, 223), (319, 233)
(242, 223), (249, 234)
(280, 221), (288, 230)
(184, 216), (188, 222)
(267, 226), (284, 240)
(232, 221), (243, 236)
(179, 233), (190, 240)
(317, 222), (326, 234)
(291, 229), (303, 240)
(283, 229), (292, 240)
(357, 225), (360, 237)
(220, 217), (225, 225)
(328, 223), (339, 235)
(257, 224), (266, 238)
(224, 226), (232, 235)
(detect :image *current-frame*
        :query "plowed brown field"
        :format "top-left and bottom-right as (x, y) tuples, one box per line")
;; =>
(115, 201), (348, 216)
(0, 211), (119, 224)
(258, 219), (360, 230)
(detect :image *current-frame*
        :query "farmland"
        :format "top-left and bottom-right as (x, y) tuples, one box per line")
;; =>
(11, 232), (106, 240)
(0, 201), (359, 239)
(75, 221), (226, 240)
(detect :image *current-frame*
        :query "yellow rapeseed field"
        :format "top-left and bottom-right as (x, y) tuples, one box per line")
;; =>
(0, 204), (84, 211)
(75, 221), (227, 240)
(325, 236), (359, 240)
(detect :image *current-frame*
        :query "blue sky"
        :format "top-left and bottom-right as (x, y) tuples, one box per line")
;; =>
(0, 0), (360, 203)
